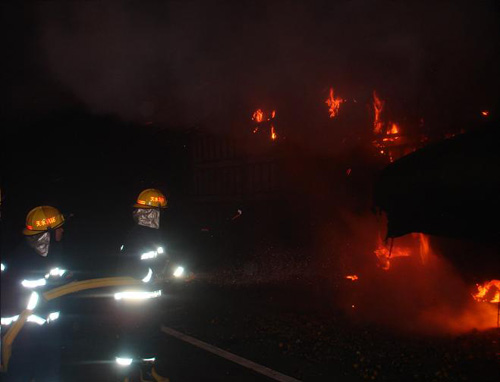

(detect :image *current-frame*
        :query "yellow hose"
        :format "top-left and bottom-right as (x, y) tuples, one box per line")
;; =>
(1, 277), (144, 372)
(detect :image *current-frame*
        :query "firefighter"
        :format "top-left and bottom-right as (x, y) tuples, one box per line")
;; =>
(114, 188), (169, 382)
(1, 205), (69, 381)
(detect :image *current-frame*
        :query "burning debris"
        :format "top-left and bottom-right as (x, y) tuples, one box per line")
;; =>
(345, 275), (358, 281)
(373, 233), (431, 270)
(370, 91), (427, 162)
(252, 108), (277, 141)
(325, 87), (344, 118)
(481, 110), (490, 117)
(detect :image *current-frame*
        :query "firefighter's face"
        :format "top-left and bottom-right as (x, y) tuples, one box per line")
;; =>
(55, 227), (64, 242)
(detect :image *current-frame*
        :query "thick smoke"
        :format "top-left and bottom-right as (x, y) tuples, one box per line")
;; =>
(4, 0), (498, 139)
(331, 212), (499, 334)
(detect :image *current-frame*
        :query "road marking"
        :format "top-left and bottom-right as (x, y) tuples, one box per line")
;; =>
(161, 326), (302, 382)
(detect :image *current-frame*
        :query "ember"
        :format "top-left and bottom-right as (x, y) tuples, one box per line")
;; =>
(345, 275), (358, 281)
(481, 110), (489, 117)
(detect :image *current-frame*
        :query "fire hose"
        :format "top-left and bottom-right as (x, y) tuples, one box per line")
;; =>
(1, 276), (142, 372)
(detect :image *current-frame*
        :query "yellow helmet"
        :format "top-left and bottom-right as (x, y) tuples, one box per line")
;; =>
(133, 188), (167, 209)
(23, 206), (65, 236)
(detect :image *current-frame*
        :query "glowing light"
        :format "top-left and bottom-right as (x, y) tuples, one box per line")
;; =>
(22, 278), (47, 288)
(142, 358), (156, 363)
(35, 216), (57, 227)
(156, 247), (164, 254)
(138, 200), (146, 205)
(27, 315), (46, 325)
(1, 263), (5, 272)
(120, 245), (124, 251)
(1, 315), (19, 326)
(45, 267), (67, 278)
(114, 290), (162, 301)
(141, 251), (157, 260)
(142, 268), (153, 283)
(173, 266), (185, 278)
(345, 275), (359, 281)
(47, 311), (60, 322)
(150, 196), (165, 203)
(116, 357), (133, 366)
(27, 292), (40, 310)
(481, 110), (489, 117)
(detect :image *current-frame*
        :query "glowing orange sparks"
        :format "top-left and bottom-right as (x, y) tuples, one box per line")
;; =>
(325, 87), (344, 118)
(373, 91), (384, 134)
(346, 275), (358, 281)
(473, 280), (500, 303)
(481, 110), (489, 117)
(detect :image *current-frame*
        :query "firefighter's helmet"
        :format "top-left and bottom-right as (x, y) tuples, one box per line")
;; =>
(23, 206), (65, 236)
(133, 188), (167, 209)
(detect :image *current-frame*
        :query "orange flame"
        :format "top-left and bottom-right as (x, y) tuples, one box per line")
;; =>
(252, 109), (264, 123)
(473, 280), (500, 303)
(325, 87), (344, 118)
(271, 110), (276, 119)
(346, 275), (359, 281)
(373, 91), (384, 134)
(374, 237), (411, 270)
(417, 233), (430, 265)
(271, 125), (277, 140)
(387, 122), (399, 135)
(481, 110), (489, 117)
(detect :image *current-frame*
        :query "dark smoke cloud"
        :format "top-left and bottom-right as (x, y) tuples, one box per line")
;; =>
(3, 1), (499, 135)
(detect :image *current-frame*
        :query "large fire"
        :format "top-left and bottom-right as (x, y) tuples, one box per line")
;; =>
(325, 87), (344, 118)
(473, 280), (500, 303)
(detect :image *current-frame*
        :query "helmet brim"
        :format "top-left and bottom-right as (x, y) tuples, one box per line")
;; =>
(22, 221), (64, 236)
(23, 228), (45, 236)
(133, 203), (166, 209)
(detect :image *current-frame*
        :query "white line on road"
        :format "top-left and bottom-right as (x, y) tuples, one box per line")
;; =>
(161, 326), (302, 382)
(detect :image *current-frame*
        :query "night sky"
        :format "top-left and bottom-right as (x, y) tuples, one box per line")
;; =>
(2, 1), (499, 134)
